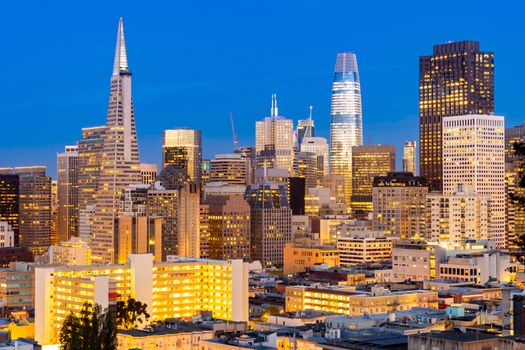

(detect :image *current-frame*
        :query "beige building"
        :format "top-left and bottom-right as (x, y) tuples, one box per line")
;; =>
(117, 324), (214, 350)
(372, 172), (428, 238)
(350, 145), (395, 213)
(283, 243), (340, 275)
(285, 285), (438, 316)
(301, 137), (329, 179)
(442, 114), (505, 246)
(0, 221), (15, 248)
(336, 232), (392, 266)
(47, 236), (92, 266)
(426, 185), (489, 243)
(77, 125), (105, 212)
(402, 141), (416, 174)
(0, 262), (34, 311)
(323, 175), (346, 209)
(35, 254), (250, 345)
(391, 240), (445, 282)
(162, 128), (202, 184)
(140, 163), (158, 185)
(209, 154), (249, 185)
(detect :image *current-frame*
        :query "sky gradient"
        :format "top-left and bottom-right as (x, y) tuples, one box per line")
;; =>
(1, 0), (524, 177)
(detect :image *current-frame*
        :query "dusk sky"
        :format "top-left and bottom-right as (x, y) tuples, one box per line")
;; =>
(1, 0), (524, 177)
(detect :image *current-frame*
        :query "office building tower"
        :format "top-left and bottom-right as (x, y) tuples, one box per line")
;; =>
(245, 179), (292, 267)
(78, 204), (95, 243)
(255, 94), (295, 174)
(351, 145), (395, 213)
(77, 125), (105, 211)
(147, 186), (179, 260)
(419, 41), (494, 191)
(206, 193), (251, 261)
(505, 124), (525, 247)
(402, 141), (417, 174)
(201, 159), (210, 188)
(57, 145), (79, 242)
(15, 167), (52, 256)
(288, 177), (306, 216)
(92, 18), (142, 264)
(209, 154), (249, 185)
(337, 232), (392, 266)
(426, 185), (489, 243)
(442, 114), (505, 246)
(199, 204), (209, 258)
(0, 172), (19, 245)
(178, 183), (201, 258)
(140, 163), (158, 185)
(323, 174), (346, 209)
(162, 128), (202, 185)
(330, 52), (363, 207)
(51, 180), (58, 245)
(372, 172), (428, 238)
(47, 237), (92, 266)
(294, 151), (318, 190)
(236, 146), (256, 184)
(0, 221), (15, 248)
(35, 254), (249, 345)
(300, 136), (329, 184)
(297, 106), (315, 146)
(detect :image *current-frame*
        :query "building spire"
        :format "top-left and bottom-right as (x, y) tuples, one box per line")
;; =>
(271, 93), (278, 118)
(113, 17), (129, 75)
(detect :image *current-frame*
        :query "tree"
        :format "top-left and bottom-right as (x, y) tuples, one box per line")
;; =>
(116, 298), (151, 330)
(59, 303), (117, 350)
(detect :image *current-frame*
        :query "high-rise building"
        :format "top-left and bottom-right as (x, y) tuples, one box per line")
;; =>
(15, 166), (52, 256)
(330, 52), (363, 208)
(140, 163), (158, 185)
(505, 124), (525, 247)
(294, 151), (318, 190)
(206, 193), (251, 261)
(92, 19), (142, 264)
(442, 114), (505, 246)
(35, 254), (249, 345)
(402, 141), (417, 175)
(236, 146), (256, 184)
(245, 179), (292, 267)
(323, 174), (346, 209)
(426, 185), (489, 243)
(300, 136), (329, 183)
(51, 180), (58, 245)
(419, 41), (494, 191)
(0, 172), (19, 245)
(255, 94), (295, 174)
(351, 145), (395, 213)
(372, 172), (428, 238)
(77, 125), (105, 211)
(177, 183), (201, 258)
(297, 106), (315, 146)
(209, 154), (249, 185)
(57, 145), (79, 243)
(162, 128), (202, 185)
(147, 186), (179, 260)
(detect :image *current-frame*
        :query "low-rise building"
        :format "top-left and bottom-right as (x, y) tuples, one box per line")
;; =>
(46, 236), (91, 265)
(391, 240), (445, 282)
(0, 262), (34, 312)
(408, 330), (521, 350)
(283, 244), (340, 275)
(336, 232), (392, 266)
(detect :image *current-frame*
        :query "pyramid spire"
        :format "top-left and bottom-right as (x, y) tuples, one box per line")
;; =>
(271, 93), (278, 118)
(113, 17), (129, 75)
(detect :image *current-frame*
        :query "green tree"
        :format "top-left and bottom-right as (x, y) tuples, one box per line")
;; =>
(116, 298), (151, 330)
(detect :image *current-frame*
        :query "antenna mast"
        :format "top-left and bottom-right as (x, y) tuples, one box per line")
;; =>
(230, 112), (239, 152)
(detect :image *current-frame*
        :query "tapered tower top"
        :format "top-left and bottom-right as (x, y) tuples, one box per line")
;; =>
(113, 17), (129, 75)
(334, 52), (358, 75)
(270, 93), (278, 118)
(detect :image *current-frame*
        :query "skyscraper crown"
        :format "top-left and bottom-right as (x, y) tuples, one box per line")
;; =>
(113, 17), (129, 75)
(334, 52), (358, 74)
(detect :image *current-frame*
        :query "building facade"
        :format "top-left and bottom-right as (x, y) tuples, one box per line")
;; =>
(57, 145), (79, 242)
(0, 172), (19, 245)
(402, 141), (416, 174)
(162, 128), (202, 185)
(209, 154), (249, 186)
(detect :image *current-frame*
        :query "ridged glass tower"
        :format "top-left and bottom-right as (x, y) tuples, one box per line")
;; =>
(91, 18), (141, 263)
(329, 52), (363, 209)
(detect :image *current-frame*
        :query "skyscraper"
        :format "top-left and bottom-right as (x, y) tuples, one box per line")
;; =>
(330, 52), (363, 208)
(351, 145), (396, 213)
(297, 106), (315, 146)
(77, 125), (105, 211)
(91, 18), (142, 263)
(209, 154), (249, 186)
(162, 128), (202, 185)
(255, 94), (295, 174)
(419, 41), (494, 191)
(442, 114), (505, 247)
(402, 141), (417, 175)
(57, 145), (79, 242)
(300, 136), (329, 186)
(0, 171), (19, 245)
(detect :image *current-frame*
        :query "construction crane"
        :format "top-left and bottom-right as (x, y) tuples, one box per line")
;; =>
(230, 112), (239, 152)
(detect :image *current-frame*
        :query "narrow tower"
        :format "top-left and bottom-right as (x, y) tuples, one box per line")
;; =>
(91, 18), (141, 263)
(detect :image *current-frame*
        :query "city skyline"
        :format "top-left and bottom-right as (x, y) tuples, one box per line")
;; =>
(1, 1), (524, 177)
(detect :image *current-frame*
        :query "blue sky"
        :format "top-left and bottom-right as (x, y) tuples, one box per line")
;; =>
(0, 0), (523, 177)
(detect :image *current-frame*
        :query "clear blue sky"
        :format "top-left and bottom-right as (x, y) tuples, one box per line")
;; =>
(1, 0), (524, 177)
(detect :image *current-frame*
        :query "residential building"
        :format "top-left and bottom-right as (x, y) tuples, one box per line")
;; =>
(391, 240), (445, 282)
(0, 262), (34, 311)
(283, 243), (340, 275)
(47, 236), (91, 266)
(419, 41), (494, 191)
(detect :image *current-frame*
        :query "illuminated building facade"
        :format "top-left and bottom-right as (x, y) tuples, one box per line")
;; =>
(140, 163), (158, 185)
(285, 285), (438, 316)
(77, 125), (105, 211)
(330, 52), (363, 208)
(372, 172), (428, 238)
(442, 114), (505, 247)
(15, 166), (52, 256)
(294, 151), (318, 190)
(350, 145), (395, 213)
(322, 175), (346, 209)
(206, 194), (251, 261)
(402, 141), (417, 174)
(283, 243), (339, 275)
(92, 18), (142, 264)
(0, 221), (15, 247)
(48, 236), (92, 266)
(209, 154), (249, 185)
(57, 145), (79, 242)
(419, 41), (494, 191)
(336, 233), (392, 266)
(35, 254), (249, 345)
(300, 136), (329, 184)
(255, 94), (295, 174)
(147, 186), (179, 260)
(0, 172), (19, 245)
(426, 185), (489, 243)
(162, 128), (202, 185)
(245, 180), (292, 267)
(0, 262), (34, 311)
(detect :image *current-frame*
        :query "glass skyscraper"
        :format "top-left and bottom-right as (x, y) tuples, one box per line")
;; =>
(329, 52), (363, 209)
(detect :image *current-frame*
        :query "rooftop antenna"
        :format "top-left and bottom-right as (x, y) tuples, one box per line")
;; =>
(230, 112), (238, 152)
(305, 105), (314, 138)
(271, 93), (278, 118)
